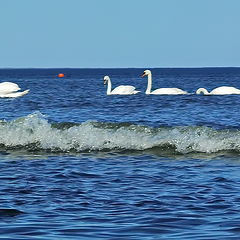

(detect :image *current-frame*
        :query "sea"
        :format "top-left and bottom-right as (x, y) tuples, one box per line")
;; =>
(0, 67), (240, 239)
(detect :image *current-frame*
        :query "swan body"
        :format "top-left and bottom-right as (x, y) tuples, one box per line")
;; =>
(0, 82), (20, 93)
(141, 70), (187, 95)
(0, 89), (29, 98)
(103, 76), (140, 95)
(196, 86), (240, 95)
(0, 82), (29, 98)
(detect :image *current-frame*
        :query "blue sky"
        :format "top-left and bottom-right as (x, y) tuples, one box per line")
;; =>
(0, 0), (239, 68)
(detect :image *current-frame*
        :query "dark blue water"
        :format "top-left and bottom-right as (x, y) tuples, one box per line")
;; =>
(1, 68), (240, 239)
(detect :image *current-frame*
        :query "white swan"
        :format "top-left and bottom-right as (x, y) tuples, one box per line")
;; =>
(141, 70), (187, 95)
(196, 86), (240, 95)
(103, 76), (140, 95)
(0, 82), (29, 98)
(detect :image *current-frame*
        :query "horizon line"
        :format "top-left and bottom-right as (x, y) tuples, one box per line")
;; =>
(1, 66), (240, 69)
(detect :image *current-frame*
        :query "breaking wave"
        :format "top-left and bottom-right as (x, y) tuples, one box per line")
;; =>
(0, 112), (240, 154)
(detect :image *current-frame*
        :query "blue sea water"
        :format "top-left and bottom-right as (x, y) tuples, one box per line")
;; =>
(0, 68), (240, 239)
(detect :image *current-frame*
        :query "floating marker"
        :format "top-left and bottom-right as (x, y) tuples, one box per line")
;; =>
(58, 73), (65, 78)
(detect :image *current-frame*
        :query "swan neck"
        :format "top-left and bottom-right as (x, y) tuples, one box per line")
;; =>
(107, 78), (112, 95)
(146, 73), (152, 94)
(196, 88), (209, 95)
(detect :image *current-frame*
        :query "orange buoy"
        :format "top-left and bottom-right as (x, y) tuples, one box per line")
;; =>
(58, 73), (65, 78)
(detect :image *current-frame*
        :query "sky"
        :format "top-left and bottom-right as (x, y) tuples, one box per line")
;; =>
(0, 0), (240, 68)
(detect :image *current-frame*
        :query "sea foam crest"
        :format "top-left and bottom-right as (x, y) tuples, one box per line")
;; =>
(0, 112), (240, 154)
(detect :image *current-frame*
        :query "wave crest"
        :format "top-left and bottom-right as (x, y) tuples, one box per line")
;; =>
(0, 113), (240, 154)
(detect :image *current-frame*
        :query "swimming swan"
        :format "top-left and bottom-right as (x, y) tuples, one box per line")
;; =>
(0, 82), (29, 98)
(196, 86), (240, 95)
(103, 76), (140, 95)
(141, 70), (187, 95)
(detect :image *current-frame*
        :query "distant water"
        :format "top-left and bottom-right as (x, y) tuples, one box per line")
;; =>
(1, 68), (240, 239)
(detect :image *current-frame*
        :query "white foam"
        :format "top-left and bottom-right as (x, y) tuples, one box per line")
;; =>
(0, 112), (240, 153)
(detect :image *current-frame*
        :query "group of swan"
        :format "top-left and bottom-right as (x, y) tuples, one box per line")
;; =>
(3, 69), (238, 98)
(104, 70), (240, 95)
(0, 82), (29, 98)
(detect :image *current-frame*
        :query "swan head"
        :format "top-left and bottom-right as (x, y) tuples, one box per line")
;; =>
(141, 70), (151, 77)
(103, 76), (110, 85)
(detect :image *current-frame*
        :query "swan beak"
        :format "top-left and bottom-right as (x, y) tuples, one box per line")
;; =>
(104, 80), (107, 85)
(141, 73), (146, 77)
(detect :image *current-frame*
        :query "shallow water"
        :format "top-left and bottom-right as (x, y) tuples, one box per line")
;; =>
(0, 68), (240, 239)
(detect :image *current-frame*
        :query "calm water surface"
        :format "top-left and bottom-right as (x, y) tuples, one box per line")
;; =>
(0, 68), (240, 239)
